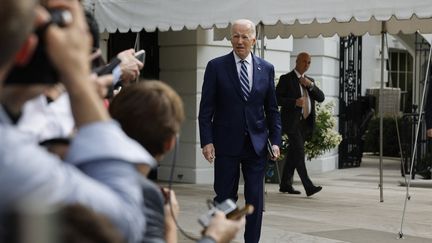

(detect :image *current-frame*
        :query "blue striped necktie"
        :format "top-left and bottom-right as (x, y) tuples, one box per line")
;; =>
(240, 60), (250, 101)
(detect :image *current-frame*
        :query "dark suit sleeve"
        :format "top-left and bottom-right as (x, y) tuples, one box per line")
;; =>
(198, 61), (217, 147)
(308, 77), (325, 103)
(276, 74), (297, 108)
(426, 80), (432, 129)
(141, 178), (166, 243)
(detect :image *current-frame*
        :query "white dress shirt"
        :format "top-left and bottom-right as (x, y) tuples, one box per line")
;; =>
(294, 69), (312, 115)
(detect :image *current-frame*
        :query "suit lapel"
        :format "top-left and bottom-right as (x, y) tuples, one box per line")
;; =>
(290, 71), (302, 98)
(250, 54), (262, 99)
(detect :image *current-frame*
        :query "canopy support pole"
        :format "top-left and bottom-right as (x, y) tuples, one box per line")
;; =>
(379, 22), (385, 203)
(398, 37), (432, 240)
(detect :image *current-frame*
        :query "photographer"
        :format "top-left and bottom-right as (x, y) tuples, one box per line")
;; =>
(0, 1), (154, 242)
(109, 81), (245, 243)
(17, 9), (143, 142)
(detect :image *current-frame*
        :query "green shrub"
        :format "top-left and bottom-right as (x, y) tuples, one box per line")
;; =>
(279, 102), (342, 161)
(364, 116), (403, 156)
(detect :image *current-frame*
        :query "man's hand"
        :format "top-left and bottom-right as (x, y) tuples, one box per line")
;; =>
(90, 73), (113, 99)
(270, 145), (280, 161)
(202, 144), (215, 164)
(43, 0), (109, 126)
(203, 211), (245, 243)
(44, 0), (92, 83)
(117, 49), (144, 84)
(427, 129), (432, 138)
(299, 77), (313, 88)
(295, 97), (306, 107)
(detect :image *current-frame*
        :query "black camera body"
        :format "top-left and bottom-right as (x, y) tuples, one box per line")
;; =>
(5, 9), (72, 85)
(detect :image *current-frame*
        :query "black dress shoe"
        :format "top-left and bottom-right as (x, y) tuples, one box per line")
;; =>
(306, 186), (322, 197)
(279, 186), (301, 194)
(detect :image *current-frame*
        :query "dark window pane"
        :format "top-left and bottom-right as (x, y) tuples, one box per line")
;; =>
(399, 53), (406, 70)
(399, 73), (406, 90)
(407, 54), (413, 71)
(390, 52), (398, 71)
(390, 73), (398, 87)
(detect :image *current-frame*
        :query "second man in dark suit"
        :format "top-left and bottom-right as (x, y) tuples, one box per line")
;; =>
(276, 52), (325, 197)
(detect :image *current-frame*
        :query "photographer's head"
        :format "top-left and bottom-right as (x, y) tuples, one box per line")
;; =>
(0, 0), (37, 81)
(109, 80), (185, 161)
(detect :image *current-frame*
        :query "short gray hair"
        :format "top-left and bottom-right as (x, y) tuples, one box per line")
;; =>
(230, 19), (256, 39)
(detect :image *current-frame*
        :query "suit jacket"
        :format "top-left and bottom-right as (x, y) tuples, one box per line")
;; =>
(276, 70), (325, 136)
(198, 52), (281, 156)
(426, 78), (432, 129)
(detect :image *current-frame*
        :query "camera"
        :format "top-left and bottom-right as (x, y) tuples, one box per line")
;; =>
(4, 9), (72, 85)
(198, 199), (237, 227)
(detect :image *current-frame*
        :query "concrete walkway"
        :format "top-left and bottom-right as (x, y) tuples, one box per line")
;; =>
(166, 156), (432, 243)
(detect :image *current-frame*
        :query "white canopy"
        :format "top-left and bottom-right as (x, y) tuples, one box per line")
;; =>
(84, 0), (432, 38)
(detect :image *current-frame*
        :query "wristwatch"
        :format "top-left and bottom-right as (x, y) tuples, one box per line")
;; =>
(308, 82), (314, 91)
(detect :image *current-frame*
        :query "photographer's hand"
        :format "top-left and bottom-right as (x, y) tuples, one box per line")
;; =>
(117, 49), (144, 84)
(43, 0), (109, 127)
(162, 188), (179, 243)
(203, 211), (245, 243)
(90, 73), (113, 99)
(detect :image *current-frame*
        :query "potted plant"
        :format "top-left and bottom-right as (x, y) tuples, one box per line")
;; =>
(279, 102), (342, 161)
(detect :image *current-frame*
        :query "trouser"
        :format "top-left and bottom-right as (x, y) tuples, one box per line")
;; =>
(280, 121), (314, 190)
(214, 134), (266, 243)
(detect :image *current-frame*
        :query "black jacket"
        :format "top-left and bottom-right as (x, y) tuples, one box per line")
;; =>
(276, 70), (325, 136)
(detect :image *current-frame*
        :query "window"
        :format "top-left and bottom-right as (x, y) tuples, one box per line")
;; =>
(388, 49), (413, 113)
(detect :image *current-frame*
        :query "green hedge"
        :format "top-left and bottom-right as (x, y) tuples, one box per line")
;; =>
(363, 117), (404, 156)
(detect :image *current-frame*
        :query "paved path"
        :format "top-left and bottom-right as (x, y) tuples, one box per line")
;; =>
(165, 156), (432, 243)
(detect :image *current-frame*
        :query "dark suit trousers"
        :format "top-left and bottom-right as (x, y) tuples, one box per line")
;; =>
(280, 120), (314, 190)
(214, 134), (266, 243)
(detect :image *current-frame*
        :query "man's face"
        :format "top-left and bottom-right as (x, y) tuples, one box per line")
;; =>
(230, 23), (256, 60)
(295, 54), (311, 75)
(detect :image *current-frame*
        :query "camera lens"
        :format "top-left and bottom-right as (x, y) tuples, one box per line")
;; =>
(49, 9), (72, 27)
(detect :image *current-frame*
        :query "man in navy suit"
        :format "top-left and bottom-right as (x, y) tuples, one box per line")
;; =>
(198, 19), (281, 243)
(276, 52), (325, 197)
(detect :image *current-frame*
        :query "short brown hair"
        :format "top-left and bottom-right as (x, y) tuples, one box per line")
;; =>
(0, 0), (36, 67)
(109, 80), (185, 156)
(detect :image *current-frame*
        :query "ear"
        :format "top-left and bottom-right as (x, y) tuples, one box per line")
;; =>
(163, 135), (177, 153)
(251, 37), (257, 46)
(14, 34), (38, 66)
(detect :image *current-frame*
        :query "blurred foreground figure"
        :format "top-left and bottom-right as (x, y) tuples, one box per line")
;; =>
(2, 204), (124, 243)
(0, 0), (154, 242)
